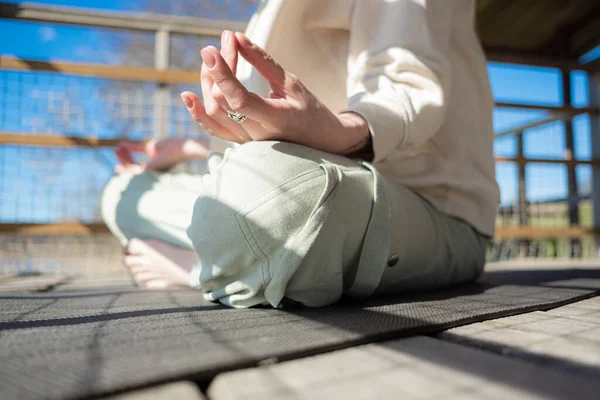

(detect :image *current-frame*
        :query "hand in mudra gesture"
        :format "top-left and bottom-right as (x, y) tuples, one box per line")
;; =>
(114, 137), (209, 174)
(180, 31), (370, 156)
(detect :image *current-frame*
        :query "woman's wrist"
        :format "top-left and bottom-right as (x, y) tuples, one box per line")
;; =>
(336, 112), (373, 161)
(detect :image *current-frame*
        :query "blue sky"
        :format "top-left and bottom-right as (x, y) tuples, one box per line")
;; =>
(0, 0), (597, 222)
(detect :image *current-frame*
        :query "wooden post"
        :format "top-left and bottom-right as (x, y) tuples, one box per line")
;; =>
(562, 69), (580, 257)
(590, 72), (600, 257)
(154, 28), (170, 139)
(517, 131), (529, 258)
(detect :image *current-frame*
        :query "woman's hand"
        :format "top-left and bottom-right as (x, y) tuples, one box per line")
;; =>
(115, 137), (210, 174)
(181, 31), (371, 157)
(180, 31), (250, 145)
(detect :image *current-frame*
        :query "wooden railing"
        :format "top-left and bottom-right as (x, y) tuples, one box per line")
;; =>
(3, 222), (600, 239)
(2, 56), (600, 240)
(0, 56), (200, 84)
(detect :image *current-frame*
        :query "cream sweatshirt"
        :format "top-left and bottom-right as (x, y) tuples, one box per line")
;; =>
(231, 0), (500, 237)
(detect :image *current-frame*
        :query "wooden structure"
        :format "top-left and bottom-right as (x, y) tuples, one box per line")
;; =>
(0, 3), (600, 400)
(478, 0), (600, 69)
(0, 1), (599, 246)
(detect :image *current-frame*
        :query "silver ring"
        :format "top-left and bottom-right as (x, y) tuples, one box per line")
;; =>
(226, 110), (247, 124)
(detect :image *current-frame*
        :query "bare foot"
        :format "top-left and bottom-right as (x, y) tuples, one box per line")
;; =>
(123, 238), (198, 289)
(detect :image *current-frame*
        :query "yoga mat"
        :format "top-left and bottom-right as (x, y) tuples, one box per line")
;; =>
(0, 271), (598, 400)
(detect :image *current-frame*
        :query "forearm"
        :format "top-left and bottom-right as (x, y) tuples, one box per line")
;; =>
(290, 111), (373, 161)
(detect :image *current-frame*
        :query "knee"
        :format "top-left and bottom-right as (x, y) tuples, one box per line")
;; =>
(100, 172), (159, 242)
(203, 141), (327, 211)
(187, 142), (337, 308)
(100, 173), (133, 227)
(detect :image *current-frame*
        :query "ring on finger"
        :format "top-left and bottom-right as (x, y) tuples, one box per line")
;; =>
(226, 110), (247, 124)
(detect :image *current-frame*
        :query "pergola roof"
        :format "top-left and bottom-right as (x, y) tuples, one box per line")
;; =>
(478, 0), (600, 69)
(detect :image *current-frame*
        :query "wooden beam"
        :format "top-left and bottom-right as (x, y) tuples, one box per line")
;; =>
(566, 5), (600, 59)
(562, 69), (581, 256)
(585, 57), (600, 72)
(0, 132), (141, 147)
(516, 131), (528, 226)
(2, 221), (598, 239)
(486, 49), (597, 72)
(495, 115), (564, 138)
(0, 56), (200, 84)
(0, 222), (110, 235)
(515, 130), (529, 257)
(562, 71), (580, 225)
(0, 1), (247, 36)
(495, 101), (599, 115)
(6, 56), (600, 98)
(494, 156), (600, 168)
(494, 225), (600, 240)
(5, 132), (600, 172)
(589, 72), (600, 256)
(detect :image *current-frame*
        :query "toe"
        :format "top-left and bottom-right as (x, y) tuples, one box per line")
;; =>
(123, 255), (146, 269)
(144, 280), (170, 289)
(125, 238), (147, 255)
(132, 271), (162, 283)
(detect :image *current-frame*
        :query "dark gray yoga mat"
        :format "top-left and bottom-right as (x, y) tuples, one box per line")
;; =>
(0, 270), (598, 400)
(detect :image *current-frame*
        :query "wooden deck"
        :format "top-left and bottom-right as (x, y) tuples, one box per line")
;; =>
(1, 262), (599, 400)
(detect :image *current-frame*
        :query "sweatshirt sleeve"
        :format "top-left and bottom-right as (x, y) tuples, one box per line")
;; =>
(344, 0), (455, 163)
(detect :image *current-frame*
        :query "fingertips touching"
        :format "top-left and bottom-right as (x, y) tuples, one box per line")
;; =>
(234, 31), (253, 47)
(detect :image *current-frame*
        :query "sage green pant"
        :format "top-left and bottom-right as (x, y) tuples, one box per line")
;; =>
(101, 141), (487, 308)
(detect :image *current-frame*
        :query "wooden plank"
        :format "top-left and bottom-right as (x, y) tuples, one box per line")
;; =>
(0, 222), (110, 235)
(494, 225), (600, 239)
(208, 336), (599, 400)
(494, 156), (600, 168)
(0, 56), (200, 84)
(0, 1), (246, 36)
(2, 222), (600, 239)
(0, 131), (139, 148)
(102, 382), (205, 400)
(495, 114), (565, 138)
(438, 305), (600, 375)
(494, 102), (599, 115)
(485, 49), (597, 72)
(569, 7), (600, 58)
(485, 258), (600, 271)
(590, 72), (600, 256)
(5, 130), (600, 171)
